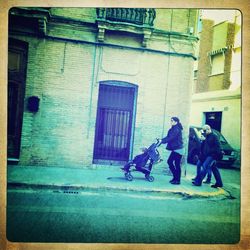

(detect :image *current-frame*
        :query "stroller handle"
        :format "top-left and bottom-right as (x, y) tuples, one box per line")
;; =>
(155, 138), (162, 147)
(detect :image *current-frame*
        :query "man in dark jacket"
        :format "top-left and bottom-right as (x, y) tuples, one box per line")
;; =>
(192, 124), (223, 188)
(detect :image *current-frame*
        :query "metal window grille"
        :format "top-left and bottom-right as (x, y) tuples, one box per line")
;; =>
(94, 84), (135, 162)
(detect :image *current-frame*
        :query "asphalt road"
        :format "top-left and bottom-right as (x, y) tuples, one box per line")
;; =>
(7, 178), (240, 244)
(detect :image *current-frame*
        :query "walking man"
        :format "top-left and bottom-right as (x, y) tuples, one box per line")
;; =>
(192, 124), (223, 188)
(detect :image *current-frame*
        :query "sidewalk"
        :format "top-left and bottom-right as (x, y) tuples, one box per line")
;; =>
(7, 164), (228, 199)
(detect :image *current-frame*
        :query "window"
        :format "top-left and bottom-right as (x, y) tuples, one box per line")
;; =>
(210, 53), (224, 75)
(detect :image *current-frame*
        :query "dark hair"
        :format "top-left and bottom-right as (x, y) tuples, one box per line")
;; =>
(171, 116), (183, 130)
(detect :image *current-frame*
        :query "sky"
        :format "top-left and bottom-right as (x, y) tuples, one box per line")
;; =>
(201, 9), (239, 24)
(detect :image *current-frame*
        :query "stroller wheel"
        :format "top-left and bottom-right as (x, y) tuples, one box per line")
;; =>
(145, 174), (154, 182)
(125, 172), (133, 181)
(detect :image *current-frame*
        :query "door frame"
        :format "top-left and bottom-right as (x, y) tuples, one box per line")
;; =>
(204, 111), (223, 132)
(8, 38), (28, 162)
(93, 80), (138, 165)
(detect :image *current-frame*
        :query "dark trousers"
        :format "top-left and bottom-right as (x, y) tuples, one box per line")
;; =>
(167, 151), (182, 182)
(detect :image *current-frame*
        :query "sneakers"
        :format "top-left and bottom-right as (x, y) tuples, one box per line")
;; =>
(211, 184), (223, 188)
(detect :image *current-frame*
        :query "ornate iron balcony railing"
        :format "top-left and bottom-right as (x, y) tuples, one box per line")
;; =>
(96, 8), (156, 26)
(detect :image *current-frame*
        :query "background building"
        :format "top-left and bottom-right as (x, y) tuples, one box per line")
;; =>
(190, 10), (241, 166)
(8, 7), (199, 169)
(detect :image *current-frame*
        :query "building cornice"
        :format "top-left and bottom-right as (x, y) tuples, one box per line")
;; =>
(9, 7), (198, 60)
(9, 7), (51, 36)
(153, 29), (199, 42)
(192, 89), (241, 102)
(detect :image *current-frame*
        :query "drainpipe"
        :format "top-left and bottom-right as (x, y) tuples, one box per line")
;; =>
(162, 57), (171, 138)
(162, 9), (173, 138)
(87, 44), (97, 138)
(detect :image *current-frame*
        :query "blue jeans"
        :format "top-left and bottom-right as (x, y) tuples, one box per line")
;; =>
(195, 156), (214, 185)
(211, 161), (223, 187)
(205, 167), (212, 182)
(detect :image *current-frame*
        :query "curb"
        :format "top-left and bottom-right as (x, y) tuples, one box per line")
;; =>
(7, 181), (228, 199)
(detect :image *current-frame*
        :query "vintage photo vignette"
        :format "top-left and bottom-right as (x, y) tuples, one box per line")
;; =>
(0, 0), (249, 249)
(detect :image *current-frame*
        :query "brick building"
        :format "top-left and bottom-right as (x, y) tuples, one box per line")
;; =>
(190, 10), (241, 163)
(8, 7), (199, 168)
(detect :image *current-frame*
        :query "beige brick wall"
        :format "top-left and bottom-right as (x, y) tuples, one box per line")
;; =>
(16, 36), (95, 167)
(10, 8), (197, 168)
(15, 37), (194, 168)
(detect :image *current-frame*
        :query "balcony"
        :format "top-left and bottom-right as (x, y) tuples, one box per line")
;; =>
(96, 8), (156, 26)
(96, 8), (156, 46)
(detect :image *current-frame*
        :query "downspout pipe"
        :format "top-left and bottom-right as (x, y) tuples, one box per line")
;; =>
(162, 9), (174, 138)
(87, 44), (97, 138)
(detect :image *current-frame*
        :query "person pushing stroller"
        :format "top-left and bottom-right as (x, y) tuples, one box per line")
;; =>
(159, 117), (184, 185)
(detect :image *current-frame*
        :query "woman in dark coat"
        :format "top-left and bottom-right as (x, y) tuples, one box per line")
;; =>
(160, 117), (184, 185)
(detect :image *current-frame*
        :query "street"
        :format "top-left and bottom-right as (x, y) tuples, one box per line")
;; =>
(7, 168), (240, 244)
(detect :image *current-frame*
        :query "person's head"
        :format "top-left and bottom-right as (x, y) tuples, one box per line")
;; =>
(171, 117), (179, 125)
(202, 124), (212, 135)
(170, 117), (183, 130)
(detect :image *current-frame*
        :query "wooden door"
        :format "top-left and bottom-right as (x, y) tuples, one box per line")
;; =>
(8, 39), (28, 159)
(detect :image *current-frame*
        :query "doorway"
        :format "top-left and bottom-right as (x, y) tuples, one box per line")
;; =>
(93, 82), (137, 164)
(205, 111), (222, 132)
(8, 39), (28, 160)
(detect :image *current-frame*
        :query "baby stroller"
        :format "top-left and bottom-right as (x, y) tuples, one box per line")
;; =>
(121, 139), (162, 182)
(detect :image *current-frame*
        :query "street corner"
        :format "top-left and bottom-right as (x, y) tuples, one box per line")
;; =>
(108, 172), (229, 200)
(181, 184), (229, 199)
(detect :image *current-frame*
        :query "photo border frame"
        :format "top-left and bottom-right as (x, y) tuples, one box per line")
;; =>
(0, 1), (249, 249)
